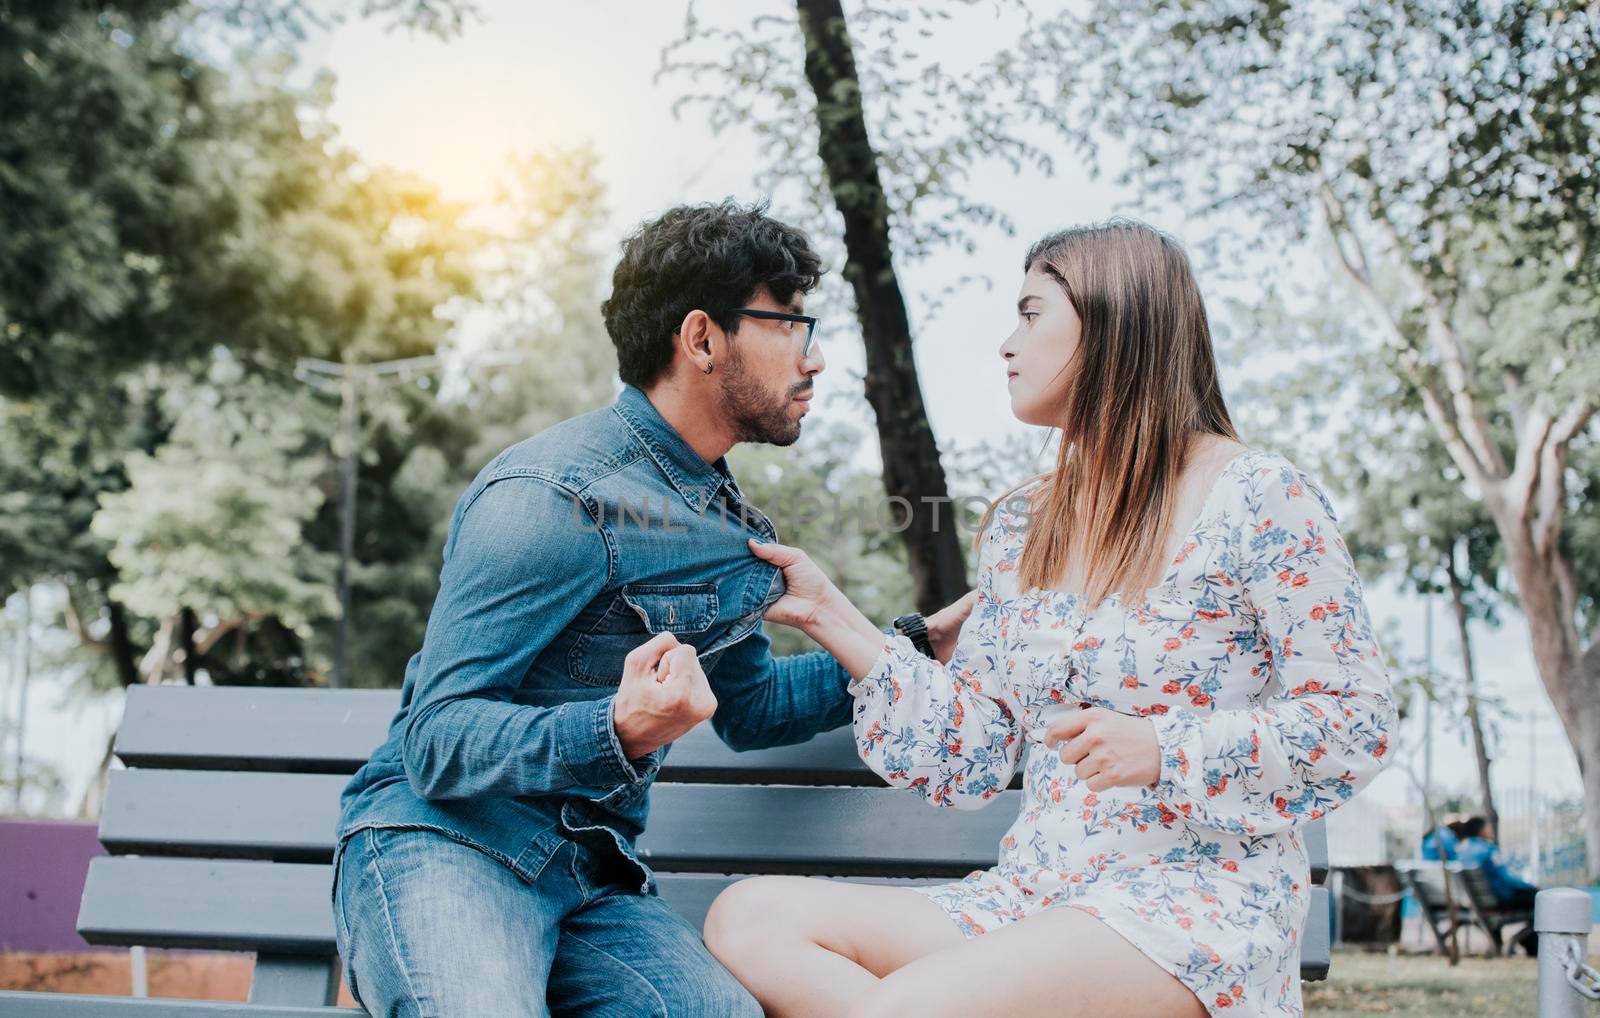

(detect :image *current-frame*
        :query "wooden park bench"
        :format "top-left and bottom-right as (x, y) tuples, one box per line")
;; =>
(0, 685), (1331, 1015)
(1396, 859), (1534, 956)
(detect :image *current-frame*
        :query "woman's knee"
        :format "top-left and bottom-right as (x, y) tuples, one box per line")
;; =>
(703, 875), (812, 958)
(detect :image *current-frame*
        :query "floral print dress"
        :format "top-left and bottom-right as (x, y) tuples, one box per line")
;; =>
(851, 449), (1395, 1017)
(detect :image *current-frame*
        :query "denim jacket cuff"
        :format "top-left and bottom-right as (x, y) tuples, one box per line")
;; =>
(555, 696), (660, 790)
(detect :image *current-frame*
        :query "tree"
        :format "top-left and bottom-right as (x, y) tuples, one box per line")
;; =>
(0, 0), (477, 398)
(1334, 398), (1507, 829)
(661, 1), (1073, 614)
(1056, 0), (1600, 873)
(0, 0), (481, 691)
(89, 356), (341, 684)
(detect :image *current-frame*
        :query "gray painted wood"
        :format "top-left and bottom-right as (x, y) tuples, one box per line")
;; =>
(99, 770), (344, 862)
(96, 765), (1326, 880)
(98, 771), (1018, 874)
(0, 992), (355, 1016)
(65, 681), (1335, 1018)
(114, 686), (396, 774)
(75, 858), (938, 953)
(639, 784), (1017, 877)
(111, 685), (1018, 788)
(1302, 886), (1332, 981)
(1305, 818), (1329, 884)
(79, 858), (337, 954)
(247, 957), (340, 1007)
(78, 854), (1333, 977)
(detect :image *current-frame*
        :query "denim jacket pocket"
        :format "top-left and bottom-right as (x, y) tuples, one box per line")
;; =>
(697, 561), (786, 659)
(567, 582), (718, 686)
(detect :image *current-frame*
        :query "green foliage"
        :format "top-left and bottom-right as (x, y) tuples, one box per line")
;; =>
(659, 1), (1079, 314)
(1, 0), (503, 690)
(1, 2), (219, 396)
(90, 355), (339, 631)
(1055, 0), (1598, 394)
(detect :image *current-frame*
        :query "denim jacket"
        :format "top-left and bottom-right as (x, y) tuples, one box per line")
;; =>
(336, 384), (856, 890)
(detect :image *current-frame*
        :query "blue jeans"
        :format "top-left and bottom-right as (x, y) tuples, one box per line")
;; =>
(333, 828), (762, 1017)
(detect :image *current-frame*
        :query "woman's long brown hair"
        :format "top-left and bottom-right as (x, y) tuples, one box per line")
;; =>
(988, 219), (1238, 605)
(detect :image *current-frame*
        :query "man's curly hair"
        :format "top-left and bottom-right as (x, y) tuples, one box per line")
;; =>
(602, 200), (824, 389)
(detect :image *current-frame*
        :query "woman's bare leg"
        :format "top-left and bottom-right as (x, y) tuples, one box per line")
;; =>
(703, 876), (965, 1018)
(847, 905), (1208, 1018)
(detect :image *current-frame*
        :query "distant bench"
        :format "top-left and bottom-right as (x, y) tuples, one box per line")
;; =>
(0, 685), (1331, 1014)
(1395, 859), (1533, 956)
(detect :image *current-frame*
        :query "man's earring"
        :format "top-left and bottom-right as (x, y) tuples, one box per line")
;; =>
(704, 360), (714, 374)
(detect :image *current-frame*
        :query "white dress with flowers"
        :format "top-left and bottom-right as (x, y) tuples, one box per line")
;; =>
(850, 450), (1395, 1018)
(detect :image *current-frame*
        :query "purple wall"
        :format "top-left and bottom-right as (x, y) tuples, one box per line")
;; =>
(0, 817), (114, 952)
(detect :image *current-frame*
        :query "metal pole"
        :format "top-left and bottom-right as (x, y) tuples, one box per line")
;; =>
(13, 588), (30, 812)
(1530, 712), (1542, 884)
(130, 945), (148, 998)
(295, 350), (519, 689)
(1534, 887), (1595, 1018)
(1423, 596), (1434, 803)
(0, 601), (10, 781)
(334, 376), (359, 689)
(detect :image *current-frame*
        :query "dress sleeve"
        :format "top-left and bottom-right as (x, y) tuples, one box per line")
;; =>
(849, 489), (1030, 810)
(1149, 458), (1396, 836)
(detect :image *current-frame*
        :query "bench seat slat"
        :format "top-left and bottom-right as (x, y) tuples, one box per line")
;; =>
(76, 858), (942, 953)
(74, 857), (1331, 980)
(79, 858), (335, 954)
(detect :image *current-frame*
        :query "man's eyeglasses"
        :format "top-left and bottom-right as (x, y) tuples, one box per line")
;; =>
(729, 308), (820, 358)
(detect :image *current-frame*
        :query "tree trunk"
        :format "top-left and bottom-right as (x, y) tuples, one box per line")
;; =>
(1319, 189), (1600, 878)
(179, 606), (198, 685)
(106, 599), (141, 689)
(1444, 557), (1497, 831)
(794, 0), (970, 614)
(1575, 640), (1600, 882)
(1492, 515), (1600, 880)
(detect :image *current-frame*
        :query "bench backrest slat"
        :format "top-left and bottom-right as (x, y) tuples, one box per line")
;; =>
(99, 769), (1017, 876)
(113, 685), (1023, 789)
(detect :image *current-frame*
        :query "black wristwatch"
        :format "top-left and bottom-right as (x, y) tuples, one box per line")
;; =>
(892, 612), (937, 659)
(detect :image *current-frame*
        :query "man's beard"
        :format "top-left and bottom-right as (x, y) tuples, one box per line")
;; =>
(720, 345), (807, 447)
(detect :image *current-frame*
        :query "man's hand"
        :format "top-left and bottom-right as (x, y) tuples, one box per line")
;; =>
(926, 590), (979, 664)
(612, 632), (718, 762)
(1043, 706), (1161, 792)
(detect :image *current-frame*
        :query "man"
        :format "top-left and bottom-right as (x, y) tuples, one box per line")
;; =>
(1452, 816), (1542, 955)
(332, 200), (973, 1015)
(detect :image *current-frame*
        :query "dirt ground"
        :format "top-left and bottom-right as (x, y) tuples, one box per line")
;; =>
(0, 950), (359, 1007)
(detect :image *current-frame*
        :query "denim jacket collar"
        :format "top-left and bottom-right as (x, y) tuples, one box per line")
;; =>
(612, 384), (739, 512)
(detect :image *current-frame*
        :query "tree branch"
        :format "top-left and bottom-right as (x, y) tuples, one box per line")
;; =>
(193, 615), (256, 658)
(1508, 408), (1554, 524)
(1364, 208), (1508, 478)
(1316, 181), (1498, 498)
(1531, 401), (1596, 557)
(61, 591), (107, 653)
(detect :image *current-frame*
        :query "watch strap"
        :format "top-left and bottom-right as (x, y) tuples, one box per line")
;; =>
(892, 612), (936, 659)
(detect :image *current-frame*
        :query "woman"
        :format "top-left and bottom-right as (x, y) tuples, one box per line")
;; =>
(705, 219), (1395, 1018)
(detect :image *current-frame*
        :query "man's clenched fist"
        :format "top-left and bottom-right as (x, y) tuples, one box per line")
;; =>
(611, 631), (718, 762)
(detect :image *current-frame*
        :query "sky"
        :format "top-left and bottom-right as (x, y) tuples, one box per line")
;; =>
(0, 1), (1584, 833)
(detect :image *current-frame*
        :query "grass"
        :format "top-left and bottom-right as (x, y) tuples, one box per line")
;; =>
(1306, 950), (1539, 1016)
